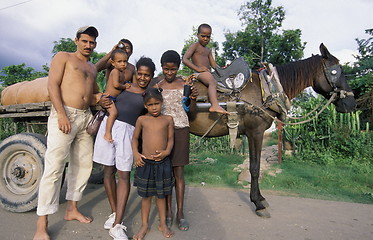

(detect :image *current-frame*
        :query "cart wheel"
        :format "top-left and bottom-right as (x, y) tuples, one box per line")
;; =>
(0, 133), (46, 212)
(88, 162), (104, 184)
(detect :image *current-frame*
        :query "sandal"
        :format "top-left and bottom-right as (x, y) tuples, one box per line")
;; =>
(177, 218), (189, 231)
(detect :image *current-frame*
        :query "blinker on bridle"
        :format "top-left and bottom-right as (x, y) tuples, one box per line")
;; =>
(322, 60), (354, 99)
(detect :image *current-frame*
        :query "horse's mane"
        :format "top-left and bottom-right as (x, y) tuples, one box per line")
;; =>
(276, 55), (323, 99)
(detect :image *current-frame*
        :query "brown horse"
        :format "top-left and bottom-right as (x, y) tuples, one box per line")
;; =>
(189, 43), (356, 217)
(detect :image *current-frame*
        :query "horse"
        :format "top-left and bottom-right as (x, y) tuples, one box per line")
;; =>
(188, 43), (356, 217)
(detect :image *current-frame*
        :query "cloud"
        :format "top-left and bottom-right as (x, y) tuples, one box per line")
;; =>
(0, 0), (372, 74)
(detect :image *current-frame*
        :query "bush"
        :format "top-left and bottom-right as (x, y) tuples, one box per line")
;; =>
(283, 94), (373, 174)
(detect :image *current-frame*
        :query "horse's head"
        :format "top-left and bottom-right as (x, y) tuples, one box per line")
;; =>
(312, 43), (356, 113)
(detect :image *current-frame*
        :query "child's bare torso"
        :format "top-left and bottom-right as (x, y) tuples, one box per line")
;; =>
(191, 43), (211, 69)
(140, 115), (171, 160)
(105, 68), (126, 97)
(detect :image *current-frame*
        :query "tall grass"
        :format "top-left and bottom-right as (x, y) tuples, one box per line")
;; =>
(261, 93), (373, 204)
(261, 157), (373, 204)
(284, 95), (372, 170)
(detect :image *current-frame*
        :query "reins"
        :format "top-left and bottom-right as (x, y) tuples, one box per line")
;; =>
(190, 93), (336, 151)
(242, 92), (337, 125)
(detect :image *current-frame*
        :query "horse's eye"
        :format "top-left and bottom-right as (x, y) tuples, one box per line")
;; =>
(331, 70), (338, 75)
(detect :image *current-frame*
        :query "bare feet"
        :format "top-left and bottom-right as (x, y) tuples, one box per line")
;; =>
(64, 208), (92, 223)
(209, 105), (230, 115)
(133, 225), (150, 240)
(158, 224), (174, 238)
(33, 216), (50, 240)
(104, 132), (114, 143)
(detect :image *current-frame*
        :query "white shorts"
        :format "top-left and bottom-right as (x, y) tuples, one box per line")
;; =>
(93, 116), (134, 171)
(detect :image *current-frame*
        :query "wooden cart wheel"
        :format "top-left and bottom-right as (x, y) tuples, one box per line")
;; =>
(0, 133), (46, 212)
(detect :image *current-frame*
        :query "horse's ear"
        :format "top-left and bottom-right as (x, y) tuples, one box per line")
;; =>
(319, 43), (331, 59)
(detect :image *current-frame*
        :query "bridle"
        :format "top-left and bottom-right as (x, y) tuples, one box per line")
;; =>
(321, 60), (354, 99)
(243, 60), (355, 126)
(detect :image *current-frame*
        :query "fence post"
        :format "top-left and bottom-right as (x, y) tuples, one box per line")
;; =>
(277, 121), (283, 163)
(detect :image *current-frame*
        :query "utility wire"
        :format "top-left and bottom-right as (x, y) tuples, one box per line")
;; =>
(0, 0), (33, 11)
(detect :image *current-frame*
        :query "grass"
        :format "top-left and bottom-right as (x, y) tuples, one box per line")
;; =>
(260, 159), (373, 204)
(185, 152), (245, 188)
(186, 133), (373, 205)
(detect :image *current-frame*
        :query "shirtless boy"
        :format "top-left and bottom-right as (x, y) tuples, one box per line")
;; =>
(132, 88), (175, 239)
(33, 26), (100, 240)
(182, 23), (228, 114)
(96, 39), (136, 83)
(102, 48), (131, 143)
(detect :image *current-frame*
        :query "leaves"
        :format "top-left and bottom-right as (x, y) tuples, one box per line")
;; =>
(0, 63), (48, 87)
(222, 0), (305, 68)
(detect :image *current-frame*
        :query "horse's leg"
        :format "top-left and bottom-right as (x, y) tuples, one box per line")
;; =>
(245, 129), (271, 218)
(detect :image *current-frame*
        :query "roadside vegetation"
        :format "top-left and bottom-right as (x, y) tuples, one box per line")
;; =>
(260, 95), (372, 204)
(186, 135), (246, 188)
(187, 109), (372, 204)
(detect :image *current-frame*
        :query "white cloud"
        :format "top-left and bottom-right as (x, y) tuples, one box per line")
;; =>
(0, 0), (372, 74)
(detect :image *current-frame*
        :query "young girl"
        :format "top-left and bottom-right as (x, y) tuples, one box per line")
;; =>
(132, 88), (175, 240)
(93, 57), (156, 240)
(152, 50), (197, 231)
(103, 48), (131, 143)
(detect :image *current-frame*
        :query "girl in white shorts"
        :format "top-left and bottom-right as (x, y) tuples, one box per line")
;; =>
(92, 56), (156, 240)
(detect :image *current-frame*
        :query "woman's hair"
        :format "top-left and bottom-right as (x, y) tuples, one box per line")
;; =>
(160, 50), (181, 67)
(110, 48), (127, 60)
(136, 56), (156, 76)
(143, 87), (163, 103)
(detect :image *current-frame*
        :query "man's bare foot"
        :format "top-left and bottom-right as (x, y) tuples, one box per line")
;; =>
(133, 225), (150, 240)
(209, 105), (230, 115)
(104, 133), (114, 143)
(64, 208), (92, 223)
(158, 224), (174, 238)
(33, 216), (50, 240)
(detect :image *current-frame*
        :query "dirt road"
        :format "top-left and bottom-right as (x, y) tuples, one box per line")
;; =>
(0, 184), (372, 240)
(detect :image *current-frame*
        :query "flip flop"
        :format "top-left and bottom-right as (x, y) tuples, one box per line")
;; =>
(166, 217), (173, 228)
(177, 218), (189, 231)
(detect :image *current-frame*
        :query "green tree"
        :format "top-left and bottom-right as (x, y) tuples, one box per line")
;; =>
(0, 63), (48, 87)
(344, 29), (373, 127)
(345, 29), (373, 98)
(222, 0), (305, 68)
(52, 38), (76, 54)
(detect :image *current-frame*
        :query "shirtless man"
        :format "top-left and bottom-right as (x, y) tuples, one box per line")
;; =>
(95, 39), (136, 83)
(33, 26), (100, 240)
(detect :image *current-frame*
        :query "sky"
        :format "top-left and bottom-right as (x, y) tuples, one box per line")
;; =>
(0, 0), (372, 75)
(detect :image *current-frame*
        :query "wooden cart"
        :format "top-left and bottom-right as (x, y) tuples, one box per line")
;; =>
(0, 102), (104, 213)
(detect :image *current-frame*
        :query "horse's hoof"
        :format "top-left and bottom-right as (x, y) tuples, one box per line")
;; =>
(261, 199), (269, 208)
(256, 208), (271, 218)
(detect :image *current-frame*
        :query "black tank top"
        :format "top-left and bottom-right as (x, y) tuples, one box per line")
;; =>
(115, 90), (146, 126)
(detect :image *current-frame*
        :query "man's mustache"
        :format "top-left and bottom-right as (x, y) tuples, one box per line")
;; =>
(84, 48), (92, 51)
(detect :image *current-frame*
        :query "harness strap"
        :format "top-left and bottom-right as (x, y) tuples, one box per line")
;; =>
(227, 101), (239, 149)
